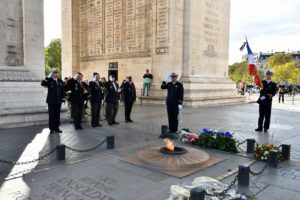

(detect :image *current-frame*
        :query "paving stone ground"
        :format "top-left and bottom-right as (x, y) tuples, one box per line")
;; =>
(0, 96), (299, 200)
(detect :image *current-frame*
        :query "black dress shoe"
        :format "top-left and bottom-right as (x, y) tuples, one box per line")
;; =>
(264, 129), (269, 133)
(50, 130), (56, 134)
(255, 128), (263, 132)
(78, 126), (84, 130)
(112, 121), (119, 125)
(125, 120), (129, 123)
(96, 124), (102, 127)
(108, 122), (113, 126)
(55, 129), (63, 133)
(128, 119), (134, 122)
(91, 124), (97, 127)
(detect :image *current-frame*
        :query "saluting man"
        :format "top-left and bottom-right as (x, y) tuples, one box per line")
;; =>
(121, 76), (136, 122)
(67, 72), (85, 130)
(105, 75), (120, 125)
(41, 68), (65, 134)
(161, 73), (184, 134)
(256, 70), (277, 133)
(89, 72), (104, 127)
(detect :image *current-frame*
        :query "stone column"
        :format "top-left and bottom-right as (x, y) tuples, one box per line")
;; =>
(22, 0), (45, 79)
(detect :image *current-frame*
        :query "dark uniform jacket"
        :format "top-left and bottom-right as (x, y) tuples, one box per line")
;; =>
(89, 81), (104, 103)
(105, 81), (119, 103)
(41, 77), (64, 104)
(121, 81), (136, 102)
(161, 81), (184, 105)
(257, 80), (277, 103)
(66, 78), (85, 104)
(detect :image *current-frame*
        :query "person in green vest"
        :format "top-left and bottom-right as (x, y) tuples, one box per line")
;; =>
(143, 69), (153, 96)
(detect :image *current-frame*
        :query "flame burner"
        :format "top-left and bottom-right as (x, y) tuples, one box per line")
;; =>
(160, 146), (187, 155)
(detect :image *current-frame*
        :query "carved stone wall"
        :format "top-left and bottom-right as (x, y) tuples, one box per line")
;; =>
(0, 0), (24, 66)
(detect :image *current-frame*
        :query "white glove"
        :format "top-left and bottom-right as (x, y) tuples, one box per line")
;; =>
(260, 96), (266, 101)
(47, 72), (53, 78)
(178, 105), (183, 110)
(163, 73), (172, 82)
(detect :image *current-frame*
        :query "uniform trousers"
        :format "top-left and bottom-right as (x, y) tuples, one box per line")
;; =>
(258, 100), (272, 130)
(106, 102), (119, 124)
(167, 103), (179, 132)
(48, 103), (61, 131)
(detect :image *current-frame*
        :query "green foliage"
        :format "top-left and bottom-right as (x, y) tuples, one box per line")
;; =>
(192, 129), (239, 153)
(228, 61), (253, 84)
(268, 53), (293, 67)
(272, 62), (300, 84)
(44, 38), (62, 78)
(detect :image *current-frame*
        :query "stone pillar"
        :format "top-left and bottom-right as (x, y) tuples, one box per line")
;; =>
(22, 0), (45, 79)
(62, 0), (80, 79)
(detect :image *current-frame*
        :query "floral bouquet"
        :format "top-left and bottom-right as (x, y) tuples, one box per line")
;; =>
(180, 128), (239, 153)
(254, 144), (283, 161)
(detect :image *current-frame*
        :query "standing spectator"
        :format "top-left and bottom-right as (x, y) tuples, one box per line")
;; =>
(105, 75), (119, 125)
(161, 72), (184, 134)
(143, 69), (153, 96)
(89, 72), (104, 127)
(121, 76), (136, 122)
(278, 81), (285, 104)
(67, 72), (85, 130)
(41, 68), (65, 134)
(255, 70), (277, 133)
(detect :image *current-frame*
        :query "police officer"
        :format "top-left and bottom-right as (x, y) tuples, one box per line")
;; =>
(41, 68), (64, 134)
(105, 75), (119, 125)
(67, 72), (85, 130)
(161, 72), (184, 133)
(121, 76), (136, 122)
(256, 70), (277, 133)
(89, 72), (104, 127)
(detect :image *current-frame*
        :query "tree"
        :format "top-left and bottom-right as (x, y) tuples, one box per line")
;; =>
(273, 62), (300, 84)
(228, 61), (253, 84)
(45, 38), (62, 77)
(268, 53), (293, 67)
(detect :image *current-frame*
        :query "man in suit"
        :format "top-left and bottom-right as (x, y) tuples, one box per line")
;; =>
(89, 72), (104, 127)
(161, 72), (184, 134)
(41, 68), (65, 134)
(105, 75), (119, 125)
(67, 72), (85, 130)
(121, 76), (136, 122)
(256, 70), (277, 133)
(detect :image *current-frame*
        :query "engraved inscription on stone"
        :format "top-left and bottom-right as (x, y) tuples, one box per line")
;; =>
(202, 0), (220, 57)
(0, 0), (24, 66)
(79, 0), (170, 61)
(156, 0), (169, 54)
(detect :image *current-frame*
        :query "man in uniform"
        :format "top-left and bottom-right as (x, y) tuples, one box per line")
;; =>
(105, 75), (119, 125)
(256, 70), (277, 133)
(121, 76), (136, 122)
(41, 68), (64, 134)
(89, 72), (104, 127)
(161, 73), (184, 135)
(67, 72), (85, 130)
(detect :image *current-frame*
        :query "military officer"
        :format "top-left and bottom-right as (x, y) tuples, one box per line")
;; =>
(105, 75), (119, 125)
(161, 72), (184, 133)
(41, 68), (65, 134)
(121, 76), (136, 122)
(67, 72), (85, 130)
(256, 70), (277, 133)
(89, 72), (104, 127)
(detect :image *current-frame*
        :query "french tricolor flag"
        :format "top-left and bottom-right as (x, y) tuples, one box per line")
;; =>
(240, 39), (262, 88)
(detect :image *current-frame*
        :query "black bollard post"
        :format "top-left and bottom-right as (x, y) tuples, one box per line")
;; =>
(189, 187), (205, 200)
(246, 139), (256, 154)
(160, 125), (168, 138)
(268, 150), (279, 168)
(56, 145), (66, 160)
(281, 144), (291, 160)
(107, 136), (115, 149)
(238, 164), (250, 187)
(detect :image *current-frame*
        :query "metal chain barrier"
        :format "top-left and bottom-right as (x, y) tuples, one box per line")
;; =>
(204, 175), (238, 197)
(0, 147), (57, 165)
(65, 138), (107, 153)
(237, 139), (247, 147)
(249, 162), (268, 176)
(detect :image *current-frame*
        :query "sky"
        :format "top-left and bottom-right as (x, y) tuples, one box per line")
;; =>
(44, 0), (300, 64)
